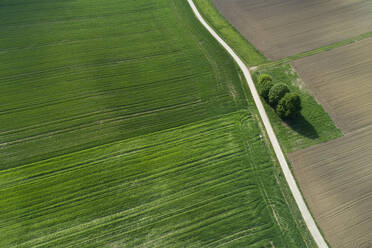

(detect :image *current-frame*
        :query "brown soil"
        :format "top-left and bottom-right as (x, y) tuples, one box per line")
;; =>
(289, 126), (372, 248)
(292, 38), (372, 134)
(212, 0), (372, 60)
(289, 38), (372, 248)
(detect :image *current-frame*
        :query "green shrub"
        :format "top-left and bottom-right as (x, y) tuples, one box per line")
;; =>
(268, 83), (289, 107)
(258, 73), (272, 84)
(257, 74), (274, 100)
(276, 92), (302, 118)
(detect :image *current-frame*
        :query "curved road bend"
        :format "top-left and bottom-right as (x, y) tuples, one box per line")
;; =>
(187, 1), (328, 247)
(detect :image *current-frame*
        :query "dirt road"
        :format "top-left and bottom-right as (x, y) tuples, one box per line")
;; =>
(187, 1), (328, 247)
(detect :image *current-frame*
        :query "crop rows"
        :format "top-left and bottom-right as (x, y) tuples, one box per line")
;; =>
(0, 0), (247, 170)
(1, 111), (287, 247)
(0, 0), (312, 247)
(196, 1), (372, 247)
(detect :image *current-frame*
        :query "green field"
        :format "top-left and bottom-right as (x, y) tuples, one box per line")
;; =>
(194, 0), (341, 152)
(193, 0), (267, 67)
(1, 111), (311, 247)
(0, 0), (247, 170)
(1, 0), (314, 247)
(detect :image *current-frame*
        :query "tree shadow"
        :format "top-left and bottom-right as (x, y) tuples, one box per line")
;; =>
(283, 114), (319, 139)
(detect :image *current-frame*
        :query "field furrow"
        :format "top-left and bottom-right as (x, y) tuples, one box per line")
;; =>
(0, 0), (314, 247)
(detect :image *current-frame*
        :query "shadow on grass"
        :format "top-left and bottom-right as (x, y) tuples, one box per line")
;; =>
(284, 114), (319, 139)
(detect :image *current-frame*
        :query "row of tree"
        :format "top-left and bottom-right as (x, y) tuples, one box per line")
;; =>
(257, 74), (301, 118)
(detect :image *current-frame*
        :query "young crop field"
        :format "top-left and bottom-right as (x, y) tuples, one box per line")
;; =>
(193, 1), (372, 247)
(0, 0), (314, 247)
(0, 0), (247, 171)
(211, 0), (372, 60)
(1, 111), (312, 247)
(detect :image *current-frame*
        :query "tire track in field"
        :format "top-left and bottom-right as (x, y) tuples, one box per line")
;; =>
(0, 100), (203, 147)
(12, 169), (258, 248)
(1, 149), (246, 225)
(0, 47), (186, 83)
(187, 1), (328, 247)
(0, 115), (240, 175)
(37, 190), (260, 248)
(1, 118), (248, 221)
(0, 71), (202, 116)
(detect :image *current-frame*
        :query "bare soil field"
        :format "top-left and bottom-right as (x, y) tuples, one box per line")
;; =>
(289, 38), (372, 247)
(292, 38), (372, 134)
(289, 126), (372, 248)
(212, 0), (372, 59)
(211, 1), (372, 246)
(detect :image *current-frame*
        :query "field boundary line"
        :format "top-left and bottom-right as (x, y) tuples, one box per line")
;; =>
(259, 31), (372, 68)
(187, 1), (328, 247)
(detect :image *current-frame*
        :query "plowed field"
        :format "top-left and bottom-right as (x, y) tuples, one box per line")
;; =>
(289, 38), (372, 247)
(292, 38), (372, 134)
(211, 0), (372, 59)
(290, 126), (372, 248)
(207, 1), (372, 246)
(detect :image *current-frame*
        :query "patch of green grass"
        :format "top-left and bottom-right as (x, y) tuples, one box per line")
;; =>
(261, 31), (372, 67)
(252, 64), (342, 152)
(193, 0), (268, 66)
(0, 0), (314, 247)
(194, 0), (342, 152)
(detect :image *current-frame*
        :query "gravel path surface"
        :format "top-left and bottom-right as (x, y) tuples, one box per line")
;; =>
(187, 1), (328, 247)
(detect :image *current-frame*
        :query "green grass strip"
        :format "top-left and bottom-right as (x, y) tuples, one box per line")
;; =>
(194, 0), (343, 152)
(193, 0), (267, 66)
(260, 31), (372, 68)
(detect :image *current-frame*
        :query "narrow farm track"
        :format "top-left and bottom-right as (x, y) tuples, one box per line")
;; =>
(187, 1), (328, 247)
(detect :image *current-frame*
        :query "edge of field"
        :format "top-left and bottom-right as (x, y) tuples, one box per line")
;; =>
(0, 0), (323, 247)
(188, 0), (322, 247)
(191, 0), (321, 247)
(192, 0), (342, 154)
(184, 1), (319, 246)
(237, 69), (318, 247)
(191, 0), (340, 246)
(260, 31), (372, 68)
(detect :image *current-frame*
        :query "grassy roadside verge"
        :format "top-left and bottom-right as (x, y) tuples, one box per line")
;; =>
(192, 0), (321, 246)
(251, 65), (342, 152)
(236, 69), (317, 247)
(192, 0), (343, 246)
(193, 0), (341, 153)
(1, 110), (311, 247)
(192, 0), (267, 66)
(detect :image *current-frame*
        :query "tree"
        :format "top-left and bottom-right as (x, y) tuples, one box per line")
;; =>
(258, 73), (272, 84)
(258, 74), (274, 100)
(268, 83), (289, 107)
(276, 92), (302, 118)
